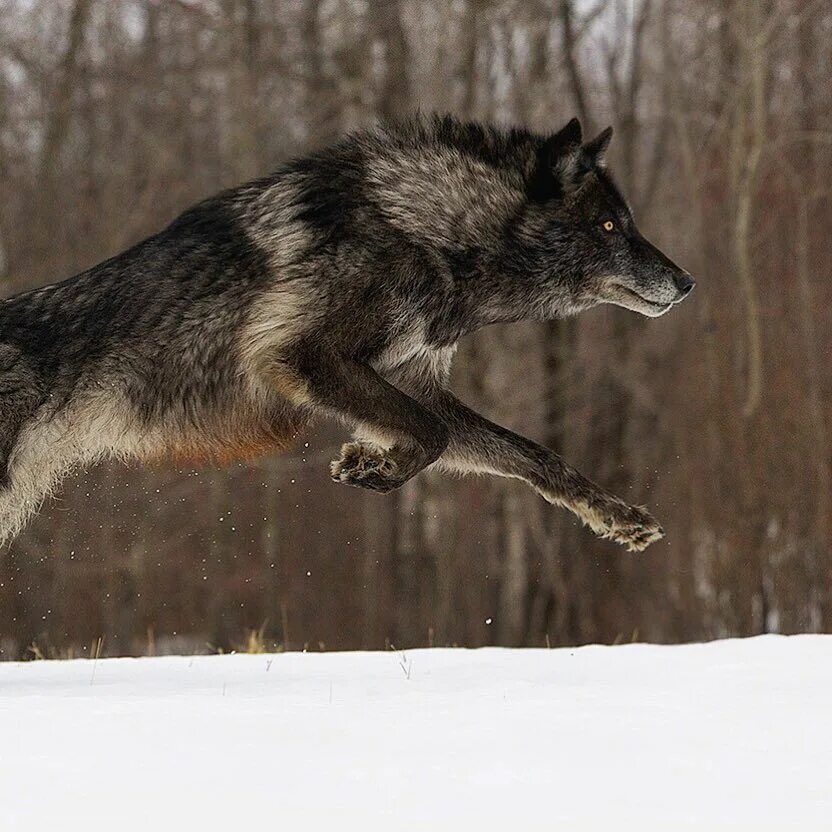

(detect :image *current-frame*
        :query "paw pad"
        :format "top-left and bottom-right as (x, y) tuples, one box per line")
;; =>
(330, 443), (399, 493)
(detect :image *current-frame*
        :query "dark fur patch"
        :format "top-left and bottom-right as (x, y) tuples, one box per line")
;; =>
(0, 197), (272, 431)
(286, 143), (367, 250)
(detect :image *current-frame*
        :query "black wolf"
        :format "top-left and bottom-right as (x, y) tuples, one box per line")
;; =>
(0, 115), (692, 550)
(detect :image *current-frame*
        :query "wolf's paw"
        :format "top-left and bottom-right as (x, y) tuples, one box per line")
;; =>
(575, 495), (664, 553)
(330, 442), (400, 494)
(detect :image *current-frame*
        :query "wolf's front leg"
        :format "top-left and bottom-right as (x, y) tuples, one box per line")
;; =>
(422, 389), (663, 552)
(259, 344), (448, 493)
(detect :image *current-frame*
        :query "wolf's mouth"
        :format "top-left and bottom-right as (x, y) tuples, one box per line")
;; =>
(610, 283), (670, 311)
(602, 282), (673, 317)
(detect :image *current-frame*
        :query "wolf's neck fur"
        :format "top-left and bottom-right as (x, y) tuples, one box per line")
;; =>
(363, 116), (533, 252)
(360, 116), (575, 332)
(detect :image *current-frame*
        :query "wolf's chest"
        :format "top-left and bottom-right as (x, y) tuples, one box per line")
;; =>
(370, 320), (432, 374)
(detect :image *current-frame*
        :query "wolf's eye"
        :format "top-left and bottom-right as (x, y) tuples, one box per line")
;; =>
(602, 220), (615, 232)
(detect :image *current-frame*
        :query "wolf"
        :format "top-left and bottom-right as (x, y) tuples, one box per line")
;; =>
(0, 114), (692, 550)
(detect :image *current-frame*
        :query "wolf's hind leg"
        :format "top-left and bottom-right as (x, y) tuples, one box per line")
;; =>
(0, 433), (16, 489)
(0, 346), (44, 490)
(0, 408), (37, 490)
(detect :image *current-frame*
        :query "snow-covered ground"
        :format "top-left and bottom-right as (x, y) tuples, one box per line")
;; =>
(1, 636), (830, 830)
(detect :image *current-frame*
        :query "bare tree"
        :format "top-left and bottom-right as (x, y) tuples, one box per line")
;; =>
(0, 0), (830, 657)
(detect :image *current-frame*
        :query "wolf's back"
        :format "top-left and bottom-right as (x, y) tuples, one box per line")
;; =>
(0, 183), (304, 545)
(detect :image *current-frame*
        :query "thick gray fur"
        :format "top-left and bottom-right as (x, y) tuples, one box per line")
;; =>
(0, 114), (693, 550)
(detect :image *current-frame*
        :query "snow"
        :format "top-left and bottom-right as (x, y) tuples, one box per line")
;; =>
(1, 635), (831, 830)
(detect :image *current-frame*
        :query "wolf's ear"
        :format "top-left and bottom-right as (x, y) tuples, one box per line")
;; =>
(540, 118), (583, 164)
(582, 126), (613, 166)
(552, 117), (583, 148)
(528, 118), (584, 201)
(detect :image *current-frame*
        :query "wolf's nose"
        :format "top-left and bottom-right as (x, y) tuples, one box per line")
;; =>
(675, 272), (695, 296)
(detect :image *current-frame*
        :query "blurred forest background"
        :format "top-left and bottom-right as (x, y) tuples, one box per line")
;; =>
(0, 0), (830, 658)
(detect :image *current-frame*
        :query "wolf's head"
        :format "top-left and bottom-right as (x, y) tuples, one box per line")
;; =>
(518, 118), (693, 318)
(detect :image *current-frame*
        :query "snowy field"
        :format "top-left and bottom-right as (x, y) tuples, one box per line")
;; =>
(1, 636), (831, 830)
